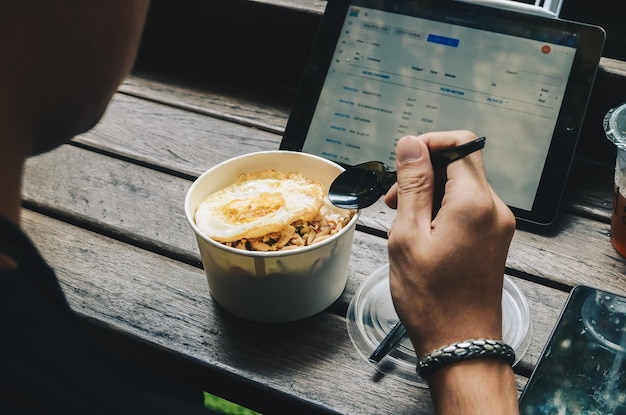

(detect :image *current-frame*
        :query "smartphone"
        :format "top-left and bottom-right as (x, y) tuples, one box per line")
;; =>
(519, 285), (626, 414)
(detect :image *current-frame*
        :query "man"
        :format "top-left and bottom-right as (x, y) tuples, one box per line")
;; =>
(0, 1), (518, 413)
(0, 2), (208, 413)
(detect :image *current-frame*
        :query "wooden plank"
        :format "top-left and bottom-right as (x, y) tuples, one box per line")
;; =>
(563, 158), (613, 221)
(19, 144), (585, 371)
(125, 57), (626, 165)
(22, 144), (389, 300)
(20, 210), (430, 414)
(119, 71), (291, 136)
(24, 143), (626, 294)
(22, 92), (624, 374)
(121, 59), (626, 162)
(116, 74), (620, 220)
(21, 209), (566, 409)
(76, 93), (284, 179)
(80, 92), (617, 225)
(237, 0), (626, 51)
(244, 0), (326, 14)
(601, 57), (626, 77)
(48, 95), (624, 291)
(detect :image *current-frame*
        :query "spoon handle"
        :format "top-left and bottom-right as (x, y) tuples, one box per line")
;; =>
(381, 136), (485, 191)
(432, 136), (486, 165)
(368, 321), (407, 363)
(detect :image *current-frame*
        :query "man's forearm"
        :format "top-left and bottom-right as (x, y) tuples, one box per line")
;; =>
(427, 359), (519, 414)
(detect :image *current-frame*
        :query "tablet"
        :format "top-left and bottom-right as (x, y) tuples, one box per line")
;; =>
(279, 0), (605, 227)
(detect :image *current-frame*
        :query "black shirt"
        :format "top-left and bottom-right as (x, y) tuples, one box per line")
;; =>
(0, 215), (210, 414)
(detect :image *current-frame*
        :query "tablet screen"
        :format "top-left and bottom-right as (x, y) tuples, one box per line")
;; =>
(280, 0), (605, 226)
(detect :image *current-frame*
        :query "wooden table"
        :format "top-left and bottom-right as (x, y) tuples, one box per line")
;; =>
(19, 3), (626, 411)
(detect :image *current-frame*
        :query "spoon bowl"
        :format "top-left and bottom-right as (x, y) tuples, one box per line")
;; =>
(328, 136), (486, 209)
(327, 161), (396, 210)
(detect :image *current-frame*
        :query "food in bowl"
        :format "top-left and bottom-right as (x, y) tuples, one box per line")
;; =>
(184, 150), (360, 323)
(194, 169), (355, 252)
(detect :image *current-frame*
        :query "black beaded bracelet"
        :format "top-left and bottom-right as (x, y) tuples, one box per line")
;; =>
(417, 339), (515, 379)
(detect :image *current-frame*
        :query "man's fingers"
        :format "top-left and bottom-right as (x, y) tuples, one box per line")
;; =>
(384, 182), (398, 209)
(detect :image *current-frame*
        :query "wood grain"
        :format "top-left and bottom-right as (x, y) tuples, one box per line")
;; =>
(22, 109), (576, 375)
(22, 208), (567, 413)
(18, 44), (626, 413)
(246, 0), (327, 14)
(22, 210), (432, 414)
(28, 97), (626, 296)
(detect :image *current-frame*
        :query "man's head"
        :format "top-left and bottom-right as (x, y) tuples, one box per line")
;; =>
(0, 0), (150, 156)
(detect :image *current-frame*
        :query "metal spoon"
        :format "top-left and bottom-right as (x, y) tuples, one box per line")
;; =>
(328, 136), (486, 210)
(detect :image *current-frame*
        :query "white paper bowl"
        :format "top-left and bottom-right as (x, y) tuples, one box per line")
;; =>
(184, 151), (359, 323)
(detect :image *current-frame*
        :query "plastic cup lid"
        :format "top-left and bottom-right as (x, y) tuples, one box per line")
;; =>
(346, 263), (532, 386)
(604, 103), (626, 149)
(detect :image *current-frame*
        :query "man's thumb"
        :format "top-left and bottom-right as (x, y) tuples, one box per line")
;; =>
(394, 136), (435, 226)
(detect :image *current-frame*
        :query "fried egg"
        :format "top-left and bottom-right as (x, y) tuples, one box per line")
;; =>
(195, 170), (325, 243)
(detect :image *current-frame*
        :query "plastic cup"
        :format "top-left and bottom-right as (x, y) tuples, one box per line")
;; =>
(604, 103), (626, 256)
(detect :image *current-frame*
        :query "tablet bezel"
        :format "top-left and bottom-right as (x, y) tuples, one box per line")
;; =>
(279, 0), (605, 227)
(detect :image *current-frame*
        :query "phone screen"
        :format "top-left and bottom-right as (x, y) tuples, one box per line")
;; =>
(519, 286), (626, 413)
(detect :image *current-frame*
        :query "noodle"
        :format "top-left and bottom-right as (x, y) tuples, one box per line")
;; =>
(224, 210), (355, 252)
